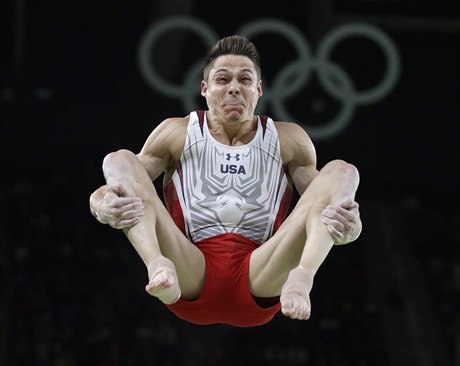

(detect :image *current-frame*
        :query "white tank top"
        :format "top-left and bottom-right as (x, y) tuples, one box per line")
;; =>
(163, 110), (293, 244)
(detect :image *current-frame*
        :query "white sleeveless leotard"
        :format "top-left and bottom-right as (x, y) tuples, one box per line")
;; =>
(163, 110), (293, 245)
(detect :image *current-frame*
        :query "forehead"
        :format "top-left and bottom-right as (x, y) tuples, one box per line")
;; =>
(211, 54), (257, 74)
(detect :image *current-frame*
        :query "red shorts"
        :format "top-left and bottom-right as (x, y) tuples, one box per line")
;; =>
(166, 233), (281, 327)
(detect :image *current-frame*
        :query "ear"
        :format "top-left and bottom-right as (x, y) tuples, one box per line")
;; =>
(257, 79), (263, 97)
(201, 80), (208, 97)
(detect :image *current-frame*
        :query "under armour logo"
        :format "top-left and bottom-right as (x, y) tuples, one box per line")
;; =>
(226, 153), (240, 161)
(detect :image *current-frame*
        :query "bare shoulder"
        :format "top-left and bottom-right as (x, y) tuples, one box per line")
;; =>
(141, 116), (188, 157)
(274, 121), (316, 165)
(148, 116), (188, 140)
(138, 116), (189, 176)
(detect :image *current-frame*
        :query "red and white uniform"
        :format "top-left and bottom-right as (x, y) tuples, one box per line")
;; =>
(164, 110), (293, 244)
(165, 110), (293, 327)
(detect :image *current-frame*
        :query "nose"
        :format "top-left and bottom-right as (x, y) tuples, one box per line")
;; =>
(227, 80), (240, 94)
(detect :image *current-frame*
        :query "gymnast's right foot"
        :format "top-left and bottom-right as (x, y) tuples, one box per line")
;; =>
(145, 256), (181, 304)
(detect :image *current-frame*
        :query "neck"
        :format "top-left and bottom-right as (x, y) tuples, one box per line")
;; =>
(206, 111), (257, 146)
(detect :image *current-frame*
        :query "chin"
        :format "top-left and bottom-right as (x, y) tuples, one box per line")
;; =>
(225, 111), (243, 121)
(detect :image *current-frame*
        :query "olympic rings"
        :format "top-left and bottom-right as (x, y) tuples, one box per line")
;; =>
(137, 16), (401, 140)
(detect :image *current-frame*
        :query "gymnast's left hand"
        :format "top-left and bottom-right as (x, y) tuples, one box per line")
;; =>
(321, 199), (362, 245)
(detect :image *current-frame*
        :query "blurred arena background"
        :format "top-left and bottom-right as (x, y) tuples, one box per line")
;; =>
(1, 0), (459, 365)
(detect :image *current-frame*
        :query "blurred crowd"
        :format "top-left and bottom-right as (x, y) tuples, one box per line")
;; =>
(1, 161), (457, 366)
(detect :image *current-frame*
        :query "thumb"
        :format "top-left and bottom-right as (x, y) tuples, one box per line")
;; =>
(108, 183), (128, 197)
(340, 199), (358, 210)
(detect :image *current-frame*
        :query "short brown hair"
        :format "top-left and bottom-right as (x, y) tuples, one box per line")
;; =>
(203, 35), (261, 81)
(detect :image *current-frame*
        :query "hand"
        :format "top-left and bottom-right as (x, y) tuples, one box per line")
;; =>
(321, 199), (362, 245)
(93, 184), (145, 229)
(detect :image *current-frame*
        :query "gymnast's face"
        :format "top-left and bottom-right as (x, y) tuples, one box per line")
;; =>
(201, 54), (263, 122)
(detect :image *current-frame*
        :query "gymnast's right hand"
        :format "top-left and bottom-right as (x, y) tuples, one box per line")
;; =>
(90, 184), (145, 229)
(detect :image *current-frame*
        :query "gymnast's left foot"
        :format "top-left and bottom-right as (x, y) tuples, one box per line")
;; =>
(280, 266), (313, 320)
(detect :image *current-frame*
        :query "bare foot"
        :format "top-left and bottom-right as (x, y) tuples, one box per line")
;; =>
(145, 256), (181, 304)
(280, 266), (314, 320)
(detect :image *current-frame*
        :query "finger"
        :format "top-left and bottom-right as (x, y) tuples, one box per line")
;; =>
(322, 207), (347, 224)
(113, 217), (141, 229)
(323, 214), (354, 236)
(112, 197), (144, 208)
(120, 208), (144, 220)
(108, 184), (127, 197)
(322, 216), (345, 234)
(335, 207), (358, 222)
(327, 224), (344, 242)
(120, 200), (145, 210)
(121, 217), (142, 226)
(323, 206), (356, 225)
(340, 200), (359, 210)
(108, 201), (143, 220)
(324, 201), (358, 214)
(322, 216), (347, 240)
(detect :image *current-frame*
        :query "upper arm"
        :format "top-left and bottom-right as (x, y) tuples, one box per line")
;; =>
(137, 117), (187, 181)
(278, 122), (318, 194)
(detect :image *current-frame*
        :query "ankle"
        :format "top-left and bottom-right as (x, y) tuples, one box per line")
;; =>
(147, 255), (173, 273)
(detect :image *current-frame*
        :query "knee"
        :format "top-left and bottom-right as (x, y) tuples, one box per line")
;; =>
(323, 159), (360, 184)
(103, 149), (137, 169)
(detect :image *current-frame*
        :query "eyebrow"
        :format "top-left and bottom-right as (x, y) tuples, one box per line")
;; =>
(214, 68), (255, 75)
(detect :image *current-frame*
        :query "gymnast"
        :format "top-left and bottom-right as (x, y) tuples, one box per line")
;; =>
(89, 35), (362, 327)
